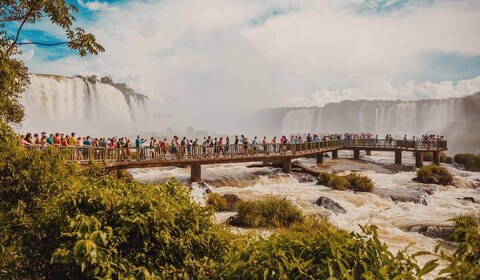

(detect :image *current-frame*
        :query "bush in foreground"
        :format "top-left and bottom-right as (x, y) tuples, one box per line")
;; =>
(436, 215), (480, 279)
(206, 193), (229, 211)
(454, 154), (480, 171)
(233, 196), (304, 228)
(221, 219), (438, 279)
(416, 165), (453, 185)
(0, 121), (230, 279)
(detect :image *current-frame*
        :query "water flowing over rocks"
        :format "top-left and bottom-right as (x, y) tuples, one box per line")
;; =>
(315, 197), (347, 214)
(405, 223), (456, 240)
(374, 188), (430, 205)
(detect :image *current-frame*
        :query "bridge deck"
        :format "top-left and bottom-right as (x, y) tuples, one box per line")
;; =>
(26, 139), (447, 171)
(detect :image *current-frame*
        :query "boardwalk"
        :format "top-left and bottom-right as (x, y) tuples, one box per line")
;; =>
(29, 138), (448, 182)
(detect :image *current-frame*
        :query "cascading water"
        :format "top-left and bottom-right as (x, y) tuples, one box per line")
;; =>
(19, 74), (151, 135)
(281, 108), (317, 135)
(280, 98), (468, 137)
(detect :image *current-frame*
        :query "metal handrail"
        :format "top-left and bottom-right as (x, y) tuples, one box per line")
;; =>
(23, 139), (447, 163)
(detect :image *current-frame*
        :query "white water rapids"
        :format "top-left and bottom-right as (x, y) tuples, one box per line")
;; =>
(130, 151), (480, 278)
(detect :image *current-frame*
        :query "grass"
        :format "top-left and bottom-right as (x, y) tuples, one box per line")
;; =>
(416, 165), (453, 185)
(454, 154), (480, 171)
(345, 173), (375, 192)
(206, 193), (229, 211)
(233, 196), (304, 228)
(318, 172), (374, 192)
(317, 173), (350, 190)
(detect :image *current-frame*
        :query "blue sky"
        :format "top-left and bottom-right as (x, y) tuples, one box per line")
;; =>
(10, 0), (480, 110)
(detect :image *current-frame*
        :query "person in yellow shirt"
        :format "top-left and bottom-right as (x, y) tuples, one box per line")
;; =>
(68, 132), (76, 146)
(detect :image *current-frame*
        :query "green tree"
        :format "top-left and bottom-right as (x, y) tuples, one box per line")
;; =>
(0, 0), (104, 123)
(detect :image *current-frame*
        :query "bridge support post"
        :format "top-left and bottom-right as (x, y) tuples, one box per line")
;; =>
(353, 149), (360, 160)
(191, 164), (202, 183)
(366, 150), (371, 156)
(332, 150), (338, 159)
(316, 153), (324, 164)
(432, 151), (440, 166)
(282, 158), (292, 173)
(395, 149), (402, 165)
(415, 152), (424, 168)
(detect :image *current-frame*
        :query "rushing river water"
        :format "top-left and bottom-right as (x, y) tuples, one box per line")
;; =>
(130, 151), (480, 278)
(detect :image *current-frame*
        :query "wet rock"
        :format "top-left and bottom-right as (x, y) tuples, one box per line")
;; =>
(407, 224), (455, 240)
(374, 188), (429, 205)
(315, 197), (347, 214)
(458, 197), (475, 203)
(292, 172), (317, 183)
(227, 215), (242, 227)
(223, 194), (242, 210)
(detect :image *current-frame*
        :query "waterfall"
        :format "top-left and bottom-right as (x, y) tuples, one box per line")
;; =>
(19, 74), (151, 135)
(278, 96), (472, 138)
(281, 109), (317, 135)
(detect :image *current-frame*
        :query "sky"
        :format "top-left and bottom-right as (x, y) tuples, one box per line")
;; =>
(10, 0), (480, 129)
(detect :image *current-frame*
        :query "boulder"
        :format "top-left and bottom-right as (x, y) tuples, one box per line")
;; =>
(315, 197), (347, 214)
(227, 215), (243, 227)
(458, 197), (475, 203)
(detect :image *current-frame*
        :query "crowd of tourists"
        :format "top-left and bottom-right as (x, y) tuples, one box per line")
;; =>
(19, 131), (446, 160)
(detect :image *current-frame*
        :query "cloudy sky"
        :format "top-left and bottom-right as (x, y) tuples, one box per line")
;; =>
(10, 0), (480, 127)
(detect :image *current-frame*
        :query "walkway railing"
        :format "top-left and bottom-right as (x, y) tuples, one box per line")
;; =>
(23, 139), (447, 163)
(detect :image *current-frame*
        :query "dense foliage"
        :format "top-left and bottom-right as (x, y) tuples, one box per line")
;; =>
(221, 220), (438, 279)
(206, 193), (229, 212)
(416, 165), (453, 185)
(318, 172), (374, 192)
(0, 122), (229, 279)
(233, 197), (305, 228)
(454, 153), (480, 171)
(436, 216), (480, 279)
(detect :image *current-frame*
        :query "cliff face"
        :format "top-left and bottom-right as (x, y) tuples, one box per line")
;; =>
(260, 93), (480, 154)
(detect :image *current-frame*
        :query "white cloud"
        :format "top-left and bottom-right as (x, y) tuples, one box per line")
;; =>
(281, 75), (480, 107)
(78, 0), (113, 12)
(24, 0), (480, 131)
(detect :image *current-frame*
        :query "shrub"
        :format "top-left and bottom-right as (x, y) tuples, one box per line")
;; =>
(345, 173), (374, 192)
(416, 165), (453, 185)
(436, 215), (480, 279)
(206, 193), (229, 211)
(233, 196), (304, 228)
(423, 152), (448, 163)
(318, 172), (373, 192)
(454, 154), (480, 171)
(317, 172), (350, 190)
(221, 219), (438, 279)
(0, 121), (230, 279)
(445, 156), (454, 164)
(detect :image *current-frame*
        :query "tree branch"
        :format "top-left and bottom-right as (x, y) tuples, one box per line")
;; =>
(6, 0), (42, 55)
(17, 41), (70, 46)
